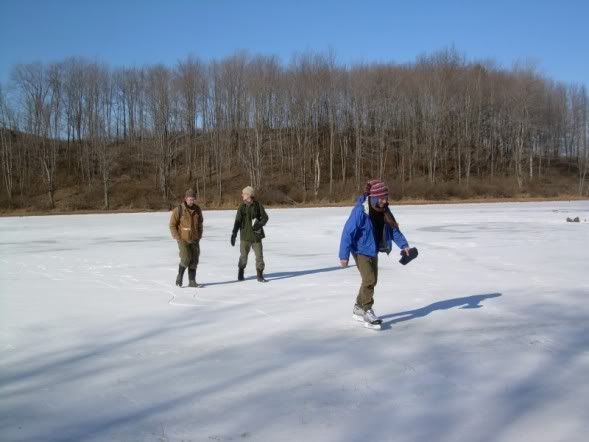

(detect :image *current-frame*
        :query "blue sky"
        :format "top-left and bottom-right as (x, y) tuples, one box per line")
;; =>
(1, 0), (587, 86)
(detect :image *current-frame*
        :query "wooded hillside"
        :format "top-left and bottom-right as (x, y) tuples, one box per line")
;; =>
(1, 49), (587, 212)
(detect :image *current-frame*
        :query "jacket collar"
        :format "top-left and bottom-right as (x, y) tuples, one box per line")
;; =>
(362, 197), (370, 215)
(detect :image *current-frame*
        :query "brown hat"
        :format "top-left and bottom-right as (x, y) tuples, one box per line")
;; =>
(185, 188), (196, 198)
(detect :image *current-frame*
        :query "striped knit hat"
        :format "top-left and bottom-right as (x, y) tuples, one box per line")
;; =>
(365, 179), (388, 198)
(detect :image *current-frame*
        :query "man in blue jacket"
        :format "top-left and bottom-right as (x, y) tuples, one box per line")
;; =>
(339, 179), (411, 327)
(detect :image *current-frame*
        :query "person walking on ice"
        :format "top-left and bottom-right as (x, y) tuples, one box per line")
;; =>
(231, 186), (269, 282)
(169, 188), (203, 287)
(339, 179), (412, 328)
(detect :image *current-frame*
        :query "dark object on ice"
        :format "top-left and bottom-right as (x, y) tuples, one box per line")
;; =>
(566, 217), (580, 223)
(399, 247), (418, 265)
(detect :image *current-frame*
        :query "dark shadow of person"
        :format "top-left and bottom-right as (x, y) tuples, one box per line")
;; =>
(379, 292), (502, 329)
(201, 265), (352, 287)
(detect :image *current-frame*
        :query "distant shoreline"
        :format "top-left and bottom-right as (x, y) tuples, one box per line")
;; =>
(2, 195), (588, 218)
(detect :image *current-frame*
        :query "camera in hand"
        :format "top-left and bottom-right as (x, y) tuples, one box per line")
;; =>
(399, 247), (418, 265)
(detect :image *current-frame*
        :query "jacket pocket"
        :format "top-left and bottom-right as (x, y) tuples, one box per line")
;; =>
(180, 227), (192, 241)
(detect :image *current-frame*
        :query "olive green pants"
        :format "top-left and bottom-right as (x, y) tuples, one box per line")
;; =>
(239, 240), (265, 271)
(353, 253), (379, 310)
(177, 240), (200, 270)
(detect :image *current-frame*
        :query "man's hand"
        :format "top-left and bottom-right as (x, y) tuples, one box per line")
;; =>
(230, 233), (237, 247)
(340, 259), (349, 268)
(399, 247), (418, 265)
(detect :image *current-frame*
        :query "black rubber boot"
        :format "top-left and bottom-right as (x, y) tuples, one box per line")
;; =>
(256, 269), (267, 283)
(176, 265), (186, 287)
(238, 267), (245, 281)
(188, 268), (198, 287)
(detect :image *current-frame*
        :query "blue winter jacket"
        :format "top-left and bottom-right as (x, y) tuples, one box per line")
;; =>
(339, 196), (409, 260)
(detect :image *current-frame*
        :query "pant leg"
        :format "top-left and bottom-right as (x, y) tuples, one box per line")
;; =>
(177, 240), (192, 268)
(188, 241), (200, 270)
(251, 241), (265, 271)
(353, 254), (378, 310)
(239, 240), (251, 269)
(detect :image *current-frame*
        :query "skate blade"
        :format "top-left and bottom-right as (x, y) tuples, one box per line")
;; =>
(363, 322), (382, 330)
(352, 314), (382, 330)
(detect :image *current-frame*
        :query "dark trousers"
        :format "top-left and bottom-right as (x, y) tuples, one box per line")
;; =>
(239, 240), (265, 271)
(177, 240), (200, 269)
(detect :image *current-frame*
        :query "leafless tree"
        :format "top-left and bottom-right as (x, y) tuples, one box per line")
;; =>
(12, 62), (60, 207)
(146, 65), (174, 203)
(0, 84), (17, 205)
(2, 49), (586, 210)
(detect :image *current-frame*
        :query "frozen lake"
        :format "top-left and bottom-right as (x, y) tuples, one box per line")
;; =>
(1, 201), (588, 442)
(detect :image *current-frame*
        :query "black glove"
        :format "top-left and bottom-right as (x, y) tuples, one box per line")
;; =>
(252, 221), (261, 231)
(230, 233), (236, 247)
(399, 247), (418, 265)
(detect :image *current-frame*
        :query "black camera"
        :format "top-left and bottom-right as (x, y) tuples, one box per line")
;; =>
(399, 247), (418, 265)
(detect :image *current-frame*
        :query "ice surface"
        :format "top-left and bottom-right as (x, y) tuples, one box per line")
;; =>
(1, 201), (588, 441)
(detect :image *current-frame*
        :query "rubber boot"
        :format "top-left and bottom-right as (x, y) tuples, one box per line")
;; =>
(256, 269), (267, 283)
(238, 267), (245, 281)
(176, 265), (186, 287)
(188, 268), (198, 287)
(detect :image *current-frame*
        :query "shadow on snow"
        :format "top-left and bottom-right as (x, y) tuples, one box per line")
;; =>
(379, 292), (502, 330)
(201, 265), (349, 287)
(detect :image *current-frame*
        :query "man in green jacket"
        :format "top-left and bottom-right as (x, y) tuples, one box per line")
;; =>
(230, 186), (269, 282)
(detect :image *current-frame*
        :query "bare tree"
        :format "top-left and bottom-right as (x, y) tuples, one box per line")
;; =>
(12, 63), (60, 207)
(0, 84), (16, 205)
(146, 65), (174, 203)
(573, 85), (588, 195)
(175, 56), (207, 185)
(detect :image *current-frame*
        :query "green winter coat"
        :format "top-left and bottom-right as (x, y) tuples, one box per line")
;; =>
(232, 200), (268, 243)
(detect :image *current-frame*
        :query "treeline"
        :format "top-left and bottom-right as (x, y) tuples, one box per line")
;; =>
(0, 48), (587, 210)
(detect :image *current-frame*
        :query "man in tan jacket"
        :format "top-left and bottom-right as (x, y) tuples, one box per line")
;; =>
(169, 189), (203, 287)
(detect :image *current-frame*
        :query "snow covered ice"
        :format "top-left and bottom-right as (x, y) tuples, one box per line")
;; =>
(1, 201), (588, 442)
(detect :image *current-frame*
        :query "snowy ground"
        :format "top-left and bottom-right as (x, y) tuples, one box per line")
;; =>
(1, 201), (588, 442)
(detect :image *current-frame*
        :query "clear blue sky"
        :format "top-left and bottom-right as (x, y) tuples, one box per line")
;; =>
(1, 0), (587, 86)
